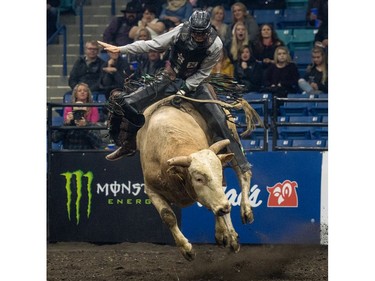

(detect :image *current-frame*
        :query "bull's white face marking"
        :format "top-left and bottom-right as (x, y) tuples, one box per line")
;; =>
(188, 150), (228, 213)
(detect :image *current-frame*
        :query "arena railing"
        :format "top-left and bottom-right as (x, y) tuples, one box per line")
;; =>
(271, 96), (328, 151)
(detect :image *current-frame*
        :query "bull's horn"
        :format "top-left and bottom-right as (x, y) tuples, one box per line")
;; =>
(167, 156), (192, 167)
(209, 139), (230, 154)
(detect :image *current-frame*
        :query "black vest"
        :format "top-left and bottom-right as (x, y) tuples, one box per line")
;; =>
(169, 22), (218, 80)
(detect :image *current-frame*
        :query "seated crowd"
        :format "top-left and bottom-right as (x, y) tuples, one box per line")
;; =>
(52, 0), (328, 150)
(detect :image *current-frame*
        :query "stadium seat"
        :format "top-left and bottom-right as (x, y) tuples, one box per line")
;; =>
(253, 9), (283, 27)
(63, 91), (72, 103)
(52, 116), (64, 126)
(289, 116), (321, 123)
(286, 0), (308, 9)
(275, 29), (294, 45)
(241, 139), (262, 152)
(289, 28), (318, 50)
(317, 93), (328, 99)
(292, 139), (326, 148)
(278, 126), (312, 140)
(97, 93), (107, 103)
(278, 8), (307, 29)
(224, 9), (232, 24)
(279, 102), (311, 116)
(322, 115), (328, 123)
(243, 92), (272, 112)
(312, 127), (328, 139)
(249, 127), (269, 140)
(276, 139), (293, 148)
(292, 48), (312, 67)
(309, 102), (328, 116)
(287, 93), (317, 99)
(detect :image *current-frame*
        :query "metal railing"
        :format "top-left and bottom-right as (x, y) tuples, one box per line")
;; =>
(271, 96), (328, 151)
(47, 25), (68, 76)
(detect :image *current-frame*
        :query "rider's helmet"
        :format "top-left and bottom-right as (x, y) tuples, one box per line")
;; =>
(189, 10), (211, 44)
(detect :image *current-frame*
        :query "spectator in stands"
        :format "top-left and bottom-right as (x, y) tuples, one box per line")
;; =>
(193, 0), (232, 10)
(262, 46), (299, 97)
(313, 0), (328, 52)
(100, 51), (132, 99)
(298, 46), (328, 94)
(53, 83), (103, 149)
(306, 0), (327, 27)
(159, 0), (193, 30)
(126, 28), (152, 75)
(135, 50), (166, 79)
(230, 2), (259, 42)
(251, 23), (284, 83)
(47, 0), (61, 41)
(131, 0), (165, 17)
(210, 5), (231, 46)
(63, 83), (100, 123)
(226, 21), (250, 63)
(129, 5), (166, 40)
(68, 41), (106, 92)
(234, 45), (263, 92)
(102, 2), (141, 46)
(211, 48), (234, 77)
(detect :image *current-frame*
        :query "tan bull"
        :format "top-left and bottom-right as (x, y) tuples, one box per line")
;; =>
(136, 93), (260, 261)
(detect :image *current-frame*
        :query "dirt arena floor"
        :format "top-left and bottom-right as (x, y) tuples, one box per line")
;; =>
(47, 242), (327, 281)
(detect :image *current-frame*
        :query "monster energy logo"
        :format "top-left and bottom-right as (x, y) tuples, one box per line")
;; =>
(61, 170), (93, 225)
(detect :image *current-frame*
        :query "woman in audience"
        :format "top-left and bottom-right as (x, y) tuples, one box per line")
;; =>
(159, 0), (193, 30)
(53, 83), (103, 149)
(210, 5), (231, 46)
(129, 5), (166, 40)
(63, 83), (99, 124)
(263, 46), (299, 98)
(226, 21), (249, 63)
(251, 23), (285, 83)
(252, 24), (284, 66)
(230, 2), (259, 42)
(298, 46), (328, 94)
(234, 45), (263, 92)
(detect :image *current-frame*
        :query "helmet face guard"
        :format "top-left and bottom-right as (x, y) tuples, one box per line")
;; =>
(189, 10), (211, 42)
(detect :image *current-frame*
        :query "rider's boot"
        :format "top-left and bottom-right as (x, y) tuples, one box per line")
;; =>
(192, 84), (251, 173)
(105, 73), (173, 161)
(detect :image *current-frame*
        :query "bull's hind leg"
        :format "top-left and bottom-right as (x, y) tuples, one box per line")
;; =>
(215, 214), (240, 253)
(232, 166), (254, 224)
(145, 188), (196, 261)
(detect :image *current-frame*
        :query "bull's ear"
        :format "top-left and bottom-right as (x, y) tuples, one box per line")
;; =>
(167, 156), (192, 167)
(217, 153), (234, 165)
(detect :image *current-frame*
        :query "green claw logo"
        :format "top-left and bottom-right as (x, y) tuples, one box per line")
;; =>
(61, 170), (93, 225)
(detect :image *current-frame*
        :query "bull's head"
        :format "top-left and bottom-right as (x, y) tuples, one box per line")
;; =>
(167, 139), (234, 216)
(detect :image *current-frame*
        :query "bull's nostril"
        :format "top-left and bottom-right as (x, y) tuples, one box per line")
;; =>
(217, 205), (231, 216)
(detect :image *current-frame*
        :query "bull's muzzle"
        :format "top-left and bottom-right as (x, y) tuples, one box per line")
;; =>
(215, 203), (231, 216)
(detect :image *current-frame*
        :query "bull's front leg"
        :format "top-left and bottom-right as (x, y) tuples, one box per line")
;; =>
(215, 213), (240, 253)
(145, 187), (196, 261)
(232, 167), (254, 224)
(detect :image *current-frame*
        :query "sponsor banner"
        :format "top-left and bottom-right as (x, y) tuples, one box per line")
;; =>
(47, 152), (176, 244)
(181, 152), (323, 244)
(48, 151), (325, 245)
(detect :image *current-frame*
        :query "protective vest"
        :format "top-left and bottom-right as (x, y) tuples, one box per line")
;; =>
(169, 22), (218, 80)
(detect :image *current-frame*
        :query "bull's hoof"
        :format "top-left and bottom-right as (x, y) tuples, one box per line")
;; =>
(179, 243), (196, 261)
(215, 231), (240, 253)
(241, 208), (254, 224)
(230, 240), (240, 253)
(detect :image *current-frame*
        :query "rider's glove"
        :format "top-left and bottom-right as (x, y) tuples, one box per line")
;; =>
(176, 89), (186, 96)
(176, 83), (189, 96)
